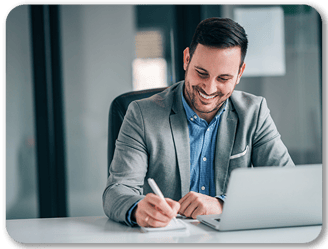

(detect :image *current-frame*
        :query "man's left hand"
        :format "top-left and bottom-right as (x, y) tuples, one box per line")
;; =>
(178, 191), (223, 219)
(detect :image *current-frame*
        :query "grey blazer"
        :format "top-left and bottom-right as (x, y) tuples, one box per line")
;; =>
(102, 81), (294, 225)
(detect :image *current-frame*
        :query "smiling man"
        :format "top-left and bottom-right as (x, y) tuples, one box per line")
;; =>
(183, 44), (245, 123)
(103, 17), (294, 228)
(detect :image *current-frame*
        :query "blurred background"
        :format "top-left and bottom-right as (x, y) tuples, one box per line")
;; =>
(6, 5), (322, 219)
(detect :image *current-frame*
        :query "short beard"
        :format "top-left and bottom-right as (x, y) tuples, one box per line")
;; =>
(184, 79), (225, 114)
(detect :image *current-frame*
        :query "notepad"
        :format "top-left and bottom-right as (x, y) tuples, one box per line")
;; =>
(140, 218), (187, 232)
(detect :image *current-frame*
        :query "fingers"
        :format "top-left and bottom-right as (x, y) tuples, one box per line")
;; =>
(178, 192), (223, 219)
(178, 192), (199, 218)
(166, 198), (180, 215)
(135, 194), (179, 227)
(178, 190), (192, 204)
(147, 195), (177, 218)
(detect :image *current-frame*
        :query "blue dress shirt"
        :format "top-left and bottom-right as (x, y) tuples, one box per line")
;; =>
(181, 92), (226, 199)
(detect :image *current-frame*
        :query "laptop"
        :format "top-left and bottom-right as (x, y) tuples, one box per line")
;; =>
(197, 164), (322, 231)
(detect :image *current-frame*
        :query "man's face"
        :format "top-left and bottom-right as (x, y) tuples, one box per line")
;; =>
(183, 44), (245, 121)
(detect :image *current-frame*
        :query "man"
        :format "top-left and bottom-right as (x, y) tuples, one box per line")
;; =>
(102, 17), (294, 228)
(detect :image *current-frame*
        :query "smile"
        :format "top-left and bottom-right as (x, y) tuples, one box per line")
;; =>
(199, 91), (215, 100)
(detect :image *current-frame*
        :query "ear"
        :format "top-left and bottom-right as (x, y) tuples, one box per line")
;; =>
(183, 47), (190, 71)
(236, 62), (246, 84)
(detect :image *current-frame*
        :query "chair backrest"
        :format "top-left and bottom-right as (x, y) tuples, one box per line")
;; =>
(107, 87), (167, 175)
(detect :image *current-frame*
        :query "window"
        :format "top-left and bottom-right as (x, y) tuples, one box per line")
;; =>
(133, 30), (168, 90)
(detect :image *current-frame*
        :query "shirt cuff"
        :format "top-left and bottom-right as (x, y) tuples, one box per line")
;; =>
(126, 200), (140, 226)
(215, 194), (226, 202)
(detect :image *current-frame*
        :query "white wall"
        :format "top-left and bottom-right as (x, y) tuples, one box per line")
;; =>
(6, 5), (38, 219)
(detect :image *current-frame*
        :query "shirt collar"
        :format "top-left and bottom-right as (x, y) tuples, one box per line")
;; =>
(181, 89), (227, 124)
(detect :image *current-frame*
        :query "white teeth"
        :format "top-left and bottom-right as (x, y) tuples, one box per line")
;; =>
(199, 91), (215, 100)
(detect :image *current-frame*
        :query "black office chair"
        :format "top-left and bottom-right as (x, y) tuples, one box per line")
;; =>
(107, 87), (167, 176)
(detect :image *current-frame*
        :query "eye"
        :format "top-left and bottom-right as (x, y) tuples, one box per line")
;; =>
(219, 77), (229, 82)
(196, 70), (208, 78)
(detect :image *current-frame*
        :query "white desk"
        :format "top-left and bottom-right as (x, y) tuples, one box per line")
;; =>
(6, 216), (321, 243)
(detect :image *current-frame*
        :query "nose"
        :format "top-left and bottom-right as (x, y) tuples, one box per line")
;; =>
(202, 78), (217, 95)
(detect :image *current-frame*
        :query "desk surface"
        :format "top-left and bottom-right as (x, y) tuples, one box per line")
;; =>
(6, 216), (321, 243)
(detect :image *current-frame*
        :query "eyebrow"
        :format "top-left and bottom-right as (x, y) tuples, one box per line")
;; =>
(194, 66), (234, 77)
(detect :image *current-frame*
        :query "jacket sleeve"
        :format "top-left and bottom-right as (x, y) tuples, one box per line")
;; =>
(251, 98), (294, 167)
(102, 101), (148, 225)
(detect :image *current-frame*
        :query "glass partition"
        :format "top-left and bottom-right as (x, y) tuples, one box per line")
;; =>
(203, 5), (322, 164)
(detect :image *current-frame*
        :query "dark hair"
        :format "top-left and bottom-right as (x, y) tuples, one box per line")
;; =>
(189, 17), (248, 68)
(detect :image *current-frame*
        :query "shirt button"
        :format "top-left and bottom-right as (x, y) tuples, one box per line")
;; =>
(190, 117), (194, 121)
(194, 115), (197, 119)
(207, 128), (210, 131)
(201, 186), (205, 191)
(203, 157), (207, 161)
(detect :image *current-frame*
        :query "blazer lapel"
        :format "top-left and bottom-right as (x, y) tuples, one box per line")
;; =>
(214, 99), (238, 195)
(169, 82), (190, 198)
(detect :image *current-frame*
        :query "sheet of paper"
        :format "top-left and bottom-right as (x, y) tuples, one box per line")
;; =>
(140, 219), (187, 233)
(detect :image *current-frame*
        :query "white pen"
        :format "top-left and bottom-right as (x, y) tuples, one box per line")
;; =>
(147, 178), (177, 222)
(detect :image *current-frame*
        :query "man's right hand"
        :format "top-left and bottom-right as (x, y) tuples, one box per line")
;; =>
(133, 193), (180, 228)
